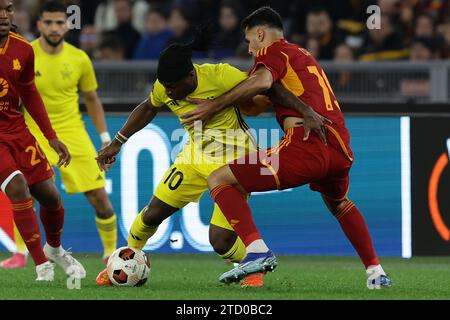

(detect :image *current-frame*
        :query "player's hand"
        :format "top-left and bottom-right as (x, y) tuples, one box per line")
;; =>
(49, 139), (71, 167)
(302, 109), (332, 145)
(101, 141), (110, 150)
(96, 140), (121, 172)
(180, 98), (220, 128)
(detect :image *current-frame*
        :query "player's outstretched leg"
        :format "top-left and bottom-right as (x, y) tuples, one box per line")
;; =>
(3, 173), (54, 280)
(30, 179), (86, 279)
(208, 166), (277, 284)
(322, 195), (391, 289)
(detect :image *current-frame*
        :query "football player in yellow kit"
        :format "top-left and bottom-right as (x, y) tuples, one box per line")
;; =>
(95, 39), (326, 287)
(95, 41), (266, 287)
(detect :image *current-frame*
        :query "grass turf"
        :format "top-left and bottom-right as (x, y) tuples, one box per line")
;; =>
(0, 253), (449, 300)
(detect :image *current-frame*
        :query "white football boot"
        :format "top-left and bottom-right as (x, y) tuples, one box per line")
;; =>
(366, 264), (392, 289)
(36, 261), (54, 281)
(43, 244), (86, 279)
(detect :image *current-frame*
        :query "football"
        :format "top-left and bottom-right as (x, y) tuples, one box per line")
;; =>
(106, 247), (151, 287)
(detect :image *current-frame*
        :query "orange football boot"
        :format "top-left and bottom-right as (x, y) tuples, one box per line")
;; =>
(240, 273), (264, 288)
(96, 268), (112, 286)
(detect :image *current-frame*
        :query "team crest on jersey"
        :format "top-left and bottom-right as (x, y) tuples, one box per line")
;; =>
(61, 63), (72, 80)
(0, 78), (9, 98)
(12, 59), (21, 71)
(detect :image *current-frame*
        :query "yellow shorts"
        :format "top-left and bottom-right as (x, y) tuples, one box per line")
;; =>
(154, 148), (234, 231)
(29, 125), (105, 194)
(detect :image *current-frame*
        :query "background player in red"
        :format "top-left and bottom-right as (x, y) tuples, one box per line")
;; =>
(181, 7), (391, 289)
(0, 0), (85, 281)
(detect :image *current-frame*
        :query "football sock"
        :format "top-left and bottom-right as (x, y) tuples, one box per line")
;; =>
(246, 239), (269, 254)
(12, 199), (47, 266)
(219, 236), (246, 263)
(335, 201), (379, 268)
(95, 214), (117, 258)
(211, 185), (262, 247)
(13, 222), (27, 255)
(366, 264), (386, 275)
(40, 202), (64, 248)
(127, 209), (157, 250)
(44, 244), (63, 255)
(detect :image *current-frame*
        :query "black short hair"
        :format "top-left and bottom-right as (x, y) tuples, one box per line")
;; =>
(39, 1), (67, 17)
(241, 6), (283, 31)
(157, 44), (194, 83)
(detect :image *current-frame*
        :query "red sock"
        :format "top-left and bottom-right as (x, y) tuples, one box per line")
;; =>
(335, 201), (379, 268)
(210, 185), (261, 246)
(40, 202), (64, 248)
(12, 199), (47, 266)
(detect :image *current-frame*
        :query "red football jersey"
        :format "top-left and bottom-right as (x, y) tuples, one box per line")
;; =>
(249, 39), (351, 151)
(0, 32), (55, 141)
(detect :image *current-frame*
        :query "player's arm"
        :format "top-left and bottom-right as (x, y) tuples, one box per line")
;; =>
(214, 66), (274, 107)
(181, 66), (273, 126)
(96, 98), (159, 172)
(18, 47), (70, 167)
(83, 90), (111, 147)
(118, 98), (159, 138)
(239, 95), (272, 116)
(80, 52), (112, 147)
(181, 65), (329, 138)
(267, 83), (332, 143)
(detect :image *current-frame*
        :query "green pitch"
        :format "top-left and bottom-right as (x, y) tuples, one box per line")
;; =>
(1, 253), (450, 300)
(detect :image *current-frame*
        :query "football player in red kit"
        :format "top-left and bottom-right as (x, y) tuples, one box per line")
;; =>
(181, 7), (391, 289)
(0, 0), (85, 281)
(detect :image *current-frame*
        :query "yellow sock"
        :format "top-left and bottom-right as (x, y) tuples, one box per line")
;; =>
(13, 223), (27, 255)
(219, 236), (246, 263)
(127, 208), (158, 250)
(95, 214), (117, 258)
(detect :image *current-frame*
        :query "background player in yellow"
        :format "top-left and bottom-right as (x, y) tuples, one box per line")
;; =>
(0, 2), (117, 268)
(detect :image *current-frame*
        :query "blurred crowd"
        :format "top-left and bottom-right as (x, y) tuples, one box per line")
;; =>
(11, 0), (450, 62)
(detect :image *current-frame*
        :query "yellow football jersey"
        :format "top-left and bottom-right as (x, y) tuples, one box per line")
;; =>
(25, 40), (97, 132)
(150, 63), (256, 164)
(23, 40), (104, 194)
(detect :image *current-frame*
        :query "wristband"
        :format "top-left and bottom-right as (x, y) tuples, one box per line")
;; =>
(114, 135), (126, 144)
(117, 131), (129, 142)
(100, 132), (111, 144)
